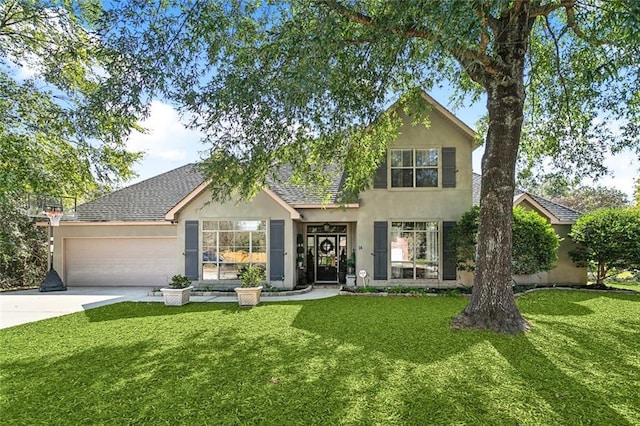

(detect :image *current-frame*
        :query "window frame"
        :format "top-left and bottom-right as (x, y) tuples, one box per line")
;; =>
(201, 219), (267, 281)
(389, 148), (441, 189)
(390, 221), (440, 281)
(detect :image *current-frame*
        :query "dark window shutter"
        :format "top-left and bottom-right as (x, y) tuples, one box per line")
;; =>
(185, 220), (199, 280)
(269, 219), (285, 281)
(373, 156), (388, 189)
(442, 147), (456, 188)
(442, 221), (457, 280)
(373, 221), (388, 280)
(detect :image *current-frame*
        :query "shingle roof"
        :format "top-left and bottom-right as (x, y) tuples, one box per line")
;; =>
(266, 164), (346, 205)
(472, 173), (580, 223)
(75, 164), (205, 221)
(74, 163), (346, 222)
(77, 168), (577, 224)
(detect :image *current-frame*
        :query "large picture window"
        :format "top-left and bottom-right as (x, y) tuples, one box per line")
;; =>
(202, 220), (266, 280)
(390, 148), (439, 188)
(390, 221), (439, 279)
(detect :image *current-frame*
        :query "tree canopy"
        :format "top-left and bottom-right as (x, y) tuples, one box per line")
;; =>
(93, 0), (639, 333)
(0, 0), (143, 201)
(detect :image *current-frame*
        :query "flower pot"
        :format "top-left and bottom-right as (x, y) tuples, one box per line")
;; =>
(234, 286), (263, 307)
(160, 286), (193, 306)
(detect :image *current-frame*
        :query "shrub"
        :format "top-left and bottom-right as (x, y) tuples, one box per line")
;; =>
(238, 265), (265, 287)
(569, 208), (640, 285)
(450, 206), (561, 275)
(168, 275), (191, 289)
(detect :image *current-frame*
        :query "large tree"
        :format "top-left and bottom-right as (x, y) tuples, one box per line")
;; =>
(101, 0), (639, 333)
(1, 1), (146, 287)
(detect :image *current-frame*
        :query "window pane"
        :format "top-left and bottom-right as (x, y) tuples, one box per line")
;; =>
(218, 232), (234, 246)
(237, 220), (264, 231)
(218, 221), (234, 230)
(203, 263), (219, 280)
(202, 221), (218, 231)
(416, 148), (438, 166)
(220, 263), (240, 280)
(424, 262), (439, 279)
(402, 150), (413, 167)
(202, 232), (217, 246)
(235, 231), (251, 247)
(391, 222), (403, 232)
(416, 168), (438, 187)
(402, 222), (415, 230)
(416, 150), (435, 167)
(390, 150), (404, 167)
(391, 169), (413, 187)
(203, 250), (223, 262)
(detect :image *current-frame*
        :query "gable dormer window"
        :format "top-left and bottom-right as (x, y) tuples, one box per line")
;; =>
(390, 148), (439, 188)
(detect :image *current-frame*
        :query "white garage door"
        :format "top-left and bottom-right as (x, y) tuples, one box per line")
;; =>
(65, 238), (177, 286)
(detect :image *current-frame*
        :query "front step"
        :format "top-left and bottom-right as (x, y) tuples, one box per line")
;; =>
(312, 284), (343, 289)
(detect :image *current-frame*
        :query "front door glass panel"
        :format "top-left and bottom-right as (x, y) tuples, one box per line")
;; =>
(316, 235), (337, 282)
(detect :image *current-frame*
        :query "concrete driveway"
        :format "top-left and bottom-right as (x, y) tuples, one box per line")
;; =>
(0, 287), (151, 329)
(1, 286), (341, 329)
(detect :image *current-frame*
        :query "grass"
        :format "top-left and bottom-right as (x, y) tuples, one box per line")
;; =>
(1, 291), (639, 425)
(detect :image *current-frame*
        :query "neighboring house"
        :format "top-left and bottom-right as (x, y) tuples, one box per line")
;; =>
(51, 92), (585, 288)
(472, 174), (586, 285)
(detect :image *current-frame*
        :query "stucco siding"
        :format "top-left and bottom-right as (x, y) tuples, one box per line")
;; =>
(352, 107), (474, 286)
(176, 189), (297, 288)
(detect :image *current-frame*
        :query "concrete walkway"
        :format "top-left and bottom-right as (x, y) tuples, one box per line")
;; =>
(0, 286), (340, 329)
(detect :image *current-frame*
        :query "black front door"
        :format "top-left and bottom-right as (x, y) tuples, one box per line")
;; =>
(316, 235), (337, 282)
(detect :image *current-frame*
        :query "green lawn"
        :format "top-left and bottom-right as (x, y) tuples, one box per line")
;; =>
(1, 291), (639, 425)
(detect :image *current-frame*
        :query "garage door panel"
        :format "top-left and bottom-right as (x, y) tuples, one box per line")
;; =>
(65, 238), (177, 286)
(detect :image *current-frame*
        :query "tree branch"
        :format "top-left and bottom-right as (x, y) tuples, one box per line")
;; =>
(564, 4), (607, 46)
(324, 0), (502, 83)
(323, 0), (433, 41)
(544, 15), (573, 131)
(529, 0), (575, 17)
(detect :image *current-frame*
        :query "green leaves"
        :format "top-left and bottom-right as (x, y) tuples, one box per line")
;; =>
(1, 0), (143, 199)
(569, 207), (640, 283)
(451, 206), (561, 275)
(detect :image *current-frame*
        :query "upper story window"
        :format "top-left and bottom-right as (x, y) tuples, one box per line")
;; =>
(390, 149), (439, 188)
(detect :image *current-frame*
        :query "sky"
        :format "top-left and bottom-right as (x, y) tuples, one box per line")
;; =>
(128, 89), (639, 202)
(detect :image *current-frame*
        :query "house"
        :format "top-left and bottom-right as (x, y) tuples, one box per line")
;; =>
(51, 93), (586, 288)
(472, 174), (587, 285)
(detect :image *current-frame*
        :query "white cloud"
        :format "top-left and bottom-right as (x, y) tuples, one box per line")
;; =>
(128, 101), (204, 181)
(584, 150), (639, 202)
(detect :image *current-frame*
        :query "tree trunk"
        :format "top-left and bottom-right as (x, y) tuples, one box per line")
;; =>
(451, 7), (533, 334)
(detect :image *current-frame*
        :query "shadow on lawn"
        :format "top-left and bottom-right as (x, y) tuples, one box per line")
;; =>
(6, 292), (634, 424)
(82, 301), (241, 322)
(290, 295), (635, 424)
(0, 325), (367, 424)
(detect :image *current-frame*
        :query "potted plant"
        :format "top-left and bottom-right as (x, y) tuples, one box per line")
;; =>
(160, 274), (193, 306)
(346, 252), (356, 286)
(235, 265), (265, 307)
